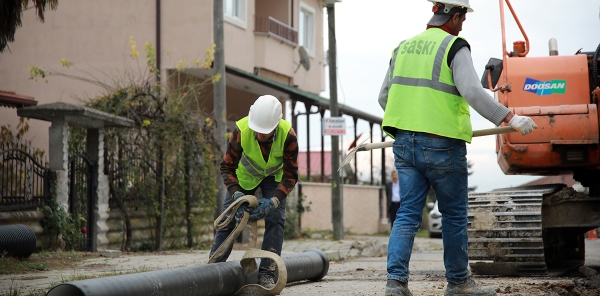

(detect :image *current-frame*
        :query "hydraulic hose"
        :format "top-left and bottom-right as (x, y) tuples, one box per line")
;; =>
(592, 42), (600, 92)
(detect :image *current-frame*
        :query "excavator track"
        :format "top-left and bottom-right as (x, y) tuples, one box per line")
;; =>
(467, 184), (581, 276)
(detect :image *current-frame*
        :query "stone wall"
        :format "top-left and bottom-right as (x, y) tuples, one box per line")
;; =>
(0, 210), (51, 250)
(1, 182), (387, 253)
(105, 207), (214, 251)
(0, 207), (215, 252)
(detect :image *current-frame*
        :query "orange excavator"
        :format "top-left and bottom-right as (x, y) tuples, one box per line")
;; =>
(467, 0), (600, 276)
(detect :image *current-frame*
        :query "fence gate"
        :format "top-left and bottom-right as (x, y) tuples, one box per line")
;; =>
(68, 153), (95, 251)
(0, 147), (52, 211)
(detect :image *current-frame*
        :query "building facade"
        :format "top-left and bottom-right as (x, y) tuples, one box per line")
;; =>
(0, 0), (326, 150)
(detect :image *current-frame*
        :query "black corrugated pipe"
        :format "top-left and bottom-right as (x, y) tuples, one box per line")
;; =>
(0, 224), (36, 258)
(46, 249), (329, 296)
(282, 248), (329, 282)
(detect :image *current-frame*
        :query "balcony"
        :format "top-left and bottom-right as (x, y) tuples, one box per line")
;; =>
(255, 16), (298, 47)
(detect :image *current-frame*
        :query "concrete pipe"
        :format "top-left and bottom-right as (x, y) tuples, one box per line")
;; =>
(46, 248), (329, 296)
(0, 224), (36, 258)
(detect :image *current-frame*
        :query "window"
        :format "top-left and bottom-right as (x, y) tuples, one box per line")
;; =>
(299, 2), (315, 55)
(224, 0), (247, 28)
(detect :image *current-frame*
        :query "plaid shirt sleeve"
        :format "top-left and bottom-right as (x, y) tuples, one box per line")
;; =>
(220, 127), (243, 195)
(273, 127), (299, 201)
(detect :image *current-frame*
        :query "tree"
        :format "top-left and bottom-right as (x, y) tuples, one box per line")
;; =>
(1, 0), (58, 53)
(30, 38), (220, 251)
(467, 159), (477, 192)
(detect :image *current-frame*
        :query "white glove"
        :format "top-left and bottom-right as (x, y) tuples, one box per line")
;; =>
(508, 114), (537, 135)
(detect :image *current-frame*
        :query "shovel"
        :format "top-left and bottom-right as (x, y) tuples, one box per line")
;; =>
(338, 126), (516, 171)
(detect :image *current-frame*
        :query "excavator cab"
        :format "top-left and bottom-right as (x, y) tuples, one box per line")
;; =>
(467, 0), (600, 277)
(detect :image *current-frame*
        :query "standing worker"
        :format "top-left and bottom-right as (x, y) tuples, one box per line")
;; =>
(386, 170), (401, 230)
(378, 1), (537, 295)
(209, 95), (299, 289)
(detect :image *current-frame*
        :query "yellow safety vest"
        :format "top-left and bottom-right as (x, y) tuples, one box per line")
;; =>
(236, 117), (291, 189)
(382, 28), (472, 143)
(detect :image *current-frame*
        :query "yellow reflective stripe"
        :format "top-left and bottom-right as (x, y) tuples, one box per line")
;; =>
(240, 154), (282, 177)
(240, 154), (263, 177)
(390, 77), (460, 96)
(433, 35), (455, 81)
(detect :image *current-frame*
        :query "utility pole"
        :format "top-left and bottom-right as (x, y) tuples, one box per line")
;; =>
(327, 0), (343, 240)
(213, 0), (227, 218)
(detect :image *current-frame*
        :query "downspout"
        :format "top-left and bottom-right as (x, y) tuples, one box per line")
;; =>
(155, 0), (164, 252)
(156, 0), (162, 82)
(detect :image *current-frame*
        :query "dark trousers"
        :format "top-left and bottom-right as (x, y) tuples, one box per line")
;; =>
(388, 201), (400, 230)
(209, 176), (286, 278)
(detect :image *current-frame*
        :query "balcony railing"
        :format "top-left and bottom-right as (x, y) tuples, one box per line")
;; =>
(255, 16), (298, 46)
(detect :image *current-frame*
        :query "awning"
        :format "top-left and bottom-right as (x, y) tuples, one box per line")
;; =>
(0, 90), (38, 109)
(225, 66), (382, 125)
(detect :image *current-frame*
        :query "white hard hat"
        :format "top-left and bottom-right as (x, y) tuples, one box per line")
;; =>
(248, 95), (282, 134)
(427, 0), (473, 26)
(427, 0), (473, 12)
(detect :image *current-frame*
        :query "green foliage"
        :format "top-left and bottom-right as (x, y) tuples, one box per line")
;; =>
(130, 240), (155, 252)
(31, 37), (220, 250)
(0, 117), (46, 158)
(26, 262), (48, 271)
(92, 55), (218, 249)
(40, 191), (85, 251)
(415, 229), (429, 238)
(296, 191), (312, 215)
(467, 160), (477, 192)
(1, 0), (59, 53)
(284, 192), (312, 240)
(67, 125), (86, 156)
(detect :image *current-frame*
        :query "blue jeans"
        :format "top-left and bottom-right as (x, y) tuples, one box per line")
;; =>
(387, 130), (469, 285)
(209, 176), (286, 278)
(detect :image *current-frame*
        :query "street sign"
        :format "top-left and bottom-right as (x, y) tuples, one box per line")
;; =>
(323, 117), (346, 135)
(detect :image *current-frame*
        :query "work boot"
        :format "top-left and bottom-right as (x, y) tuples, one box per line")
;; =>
(258, 274), (276, 289)
(444, 278), (496, 296)
(385, 279), (413, 296)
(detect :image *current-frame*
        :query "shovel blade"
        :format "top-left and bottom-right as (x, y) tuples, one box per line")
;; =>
(338, 146), (359, 171)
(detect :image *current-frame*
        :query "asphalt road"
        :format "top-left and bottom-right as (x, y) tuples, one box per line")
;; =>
(279, 237), (600, 296)
(2, 236), (599, 295)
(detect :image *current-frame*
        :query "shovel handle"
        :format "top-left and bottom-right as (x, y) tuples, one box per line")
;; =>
(357, 126), (515, 152)
(357, 141), (393, 151)
(472, 126), (516, 137)
(338, 126), (517, 171)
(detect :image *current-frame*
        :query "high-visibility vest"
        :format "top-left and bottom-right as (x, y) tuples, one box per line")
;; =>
(235, 117), (291, 189)
(382, 28), (472, 143)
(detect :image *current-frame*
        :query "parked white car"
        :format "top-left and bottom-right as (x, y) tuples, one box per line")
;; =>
(427, 201), (442, 238)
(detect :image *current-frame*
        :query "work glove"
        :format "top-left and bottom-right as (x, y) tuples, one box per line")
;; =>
(232, 191), (248, 223)
(508, 114), (537, 135)
(249, 197), (280, 221)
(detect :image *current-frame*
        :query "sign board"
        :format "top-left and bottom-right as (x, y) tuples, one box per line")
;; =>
(323, 117), (346, 135)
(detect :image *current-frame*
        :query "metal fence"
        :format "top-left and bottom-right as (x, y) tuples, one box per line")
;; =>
(106, 134), (155, 210)
(0, 142), (52, 211)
